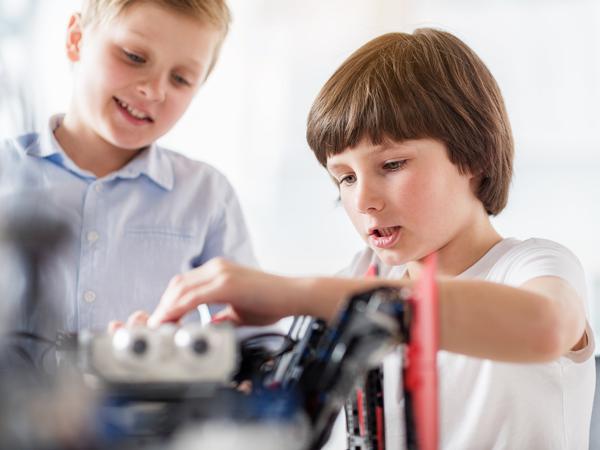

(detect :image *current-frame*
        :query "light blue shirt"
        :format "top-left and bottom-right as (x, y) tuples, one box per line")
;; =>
(0, 114), (256, 333)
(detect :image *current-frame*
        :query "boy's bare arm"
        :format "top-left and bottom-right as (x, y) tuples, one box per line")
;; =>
(147, 258), (386, 327)
(149, 260), (587, 363)
(302, 275), (587, 362)
(437, 276), (587, 362)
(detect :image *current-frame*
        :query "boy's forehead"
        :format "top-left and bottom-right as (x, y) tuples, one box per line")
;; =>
(326, 140), (421, 163)
(107, 1), (214, 33)
(325, 139), (451, 172)
(104, 3), (219, 63)
(113, 24), (205, 69)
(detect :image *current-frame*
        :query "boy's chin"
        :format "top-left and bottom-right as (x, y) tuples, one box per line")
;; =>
(107, 135), (155, 151)
(372, 248), (407, 267)
(103, 125), (160, 151)
(119, 142), (153, 151)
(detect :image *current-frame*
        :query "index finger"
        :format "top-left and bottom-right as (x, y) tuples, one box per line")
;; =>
(148, 283), (211, 326)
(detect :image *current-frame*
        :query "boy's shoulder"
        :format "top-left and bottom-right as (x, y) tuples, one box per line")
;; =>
(478, 237), (585, 295)
(465, 237), (578, 272)
(514, 237), (571, 250)
(500, 237), (580, 266)
(0, 132), (40, 153)
(154, 144), (235, 192)
(0, 132), (42, 165)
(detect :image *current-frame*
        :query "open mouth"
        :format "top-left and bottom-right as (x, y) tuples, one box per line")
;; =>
(368, 226), (402, 249)
(114, 97), (154, 123)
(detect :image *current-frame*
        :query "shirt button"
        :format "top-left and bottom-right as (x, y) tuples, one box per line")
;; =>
(87, 231), (99, 243)
(94, 184), (103, 193)
(83, 290), (96, 303)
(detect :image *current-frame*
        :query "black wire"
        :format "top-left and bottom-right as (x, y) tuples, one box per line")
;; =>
(241, 332), (290, 345)
(241, 332), (297, 358)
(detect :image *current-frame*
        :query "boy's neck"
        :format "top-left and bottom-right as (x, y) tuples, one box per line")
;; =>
(54, 114), (144, 178)
(408, 211), (502, 279)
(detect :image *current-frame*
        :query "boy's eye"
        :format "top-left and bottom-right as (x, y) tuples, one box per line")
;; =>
(124, 50), (145, 64)
(383, 160), (407, 171)
(339, 174), (356, 185)
(172, 73), (191, 86)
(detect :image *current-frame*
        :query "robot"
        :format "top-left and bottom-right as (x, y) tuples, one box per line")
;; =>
(69, 255), (439, 450)
(1, 205), (439, 449)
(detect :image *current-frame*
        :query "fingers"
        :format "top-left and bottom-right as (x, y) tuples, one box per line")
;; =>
(149, 259), (237, 326)
(162, 257), (228, 302)
(107, 310), (149, 334)
(149, 279), (222, 326)
(149, 269), (214, 325)
(211, 307), (241, 325)
(148, 258), (278, 327)
(148, 304), (188, 327)
(126, 310), (150, 327)
(107, 320), (124, 333)
(149, 282), (197, 326)
(237, 380), (253, 394)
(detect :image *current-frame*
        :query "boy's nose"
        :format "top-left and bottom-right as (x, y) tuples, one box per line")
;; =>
(355, 180), (384, 213)
(137, 76), (166, 102)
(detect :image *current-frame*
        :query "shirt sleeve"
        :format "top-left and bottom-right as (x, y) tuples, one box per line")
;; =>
(196, 179), (257, 268)
(504, 239), (587, 300)
(503, 239), (594, 362)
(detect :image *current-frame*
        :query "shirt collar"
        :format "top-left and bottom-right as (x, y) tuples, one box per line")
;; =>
(25, 113), (65, 159)
(26, 114), (174, 190)
(116, 142), (174, 191)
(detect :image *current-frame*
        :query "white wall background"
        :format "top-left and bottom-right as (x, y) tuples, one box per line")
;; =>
(2, 0), (600, 335)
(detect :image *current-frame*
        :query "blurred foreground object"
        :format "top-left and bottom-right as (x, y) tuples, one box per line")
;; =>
(0, 197), (439, 449)
(0, 195), (97, 449)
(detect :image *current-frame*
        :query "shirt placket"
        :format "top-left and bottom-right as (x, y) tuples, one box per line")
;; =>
(76, 180), (104, 330)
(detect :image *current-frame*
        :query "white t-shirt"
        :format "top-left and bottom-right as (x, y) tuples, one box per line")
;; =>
(337, 238), (596, 450)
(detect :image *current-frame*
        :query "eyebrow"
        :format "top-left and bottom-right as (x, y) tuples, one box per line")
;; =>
(183, 59), (203, 72)
(127, 29), (149, 40)
(326, 143), (415, 170)
(325, 162), (347, 172)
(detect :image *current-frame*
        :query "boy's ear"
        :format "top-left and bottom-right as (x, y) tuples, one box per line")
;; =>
(66, 13), (84, 62)
(468, 171), (483, 194)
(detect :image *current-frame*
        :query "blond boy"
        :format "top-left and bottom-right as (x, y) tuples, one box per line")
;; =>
(0, 0), (255, 334)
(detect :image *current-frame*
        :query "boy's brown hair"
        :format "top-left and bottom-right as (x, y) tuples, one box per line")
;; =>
(306, 28), (513, 215)
(80, 0), (231, 76)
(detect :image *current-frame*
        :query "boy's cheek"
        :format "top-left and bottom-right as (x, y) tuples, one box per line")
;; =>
(102, 60), (134, 86)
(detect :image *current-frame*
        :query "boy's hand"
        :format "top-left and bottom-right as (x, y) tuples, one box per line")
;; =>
(147, 258), (294, 328)
(107, 310), (151, 332)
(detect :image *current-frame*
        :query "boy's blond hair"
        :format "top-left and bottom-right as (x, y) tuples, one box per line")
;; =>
(80, 0), (231, 76)
(306, 29), (514, 216)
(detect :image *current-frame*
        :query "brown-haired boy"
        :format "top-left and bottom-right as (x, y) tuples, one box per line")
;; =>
(149, 29), (595, 448)
(0, 0), (256, 334)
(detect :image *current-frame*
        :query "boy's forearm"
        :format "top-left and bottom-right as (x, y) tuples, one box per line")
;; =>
(280, 276), (394, 321)
(278, 276), (580, 363)
(437, 279), (577, 362)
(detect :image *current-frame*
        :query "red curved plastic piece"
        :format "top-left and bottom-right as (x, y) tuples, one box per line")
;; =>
(405, 253), (439, 450)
